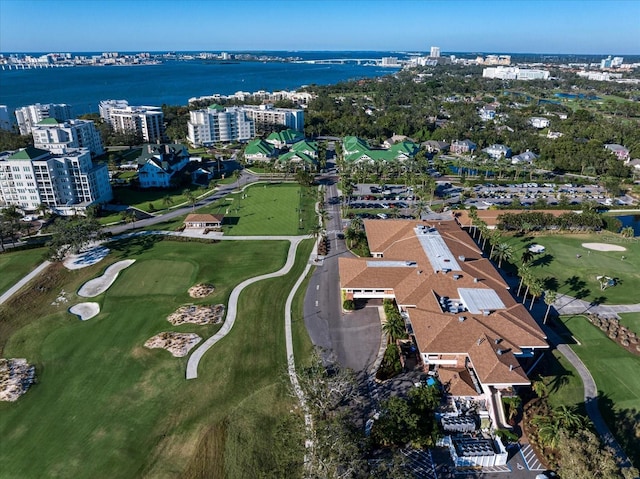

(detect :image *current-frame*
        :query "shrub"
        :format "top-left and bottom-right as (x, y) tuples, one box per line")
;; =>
(342, 299), (355, 311)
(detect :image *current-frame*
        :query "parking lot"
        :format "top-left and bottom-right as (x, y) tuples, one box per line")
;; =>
(342, 181), (634, 215)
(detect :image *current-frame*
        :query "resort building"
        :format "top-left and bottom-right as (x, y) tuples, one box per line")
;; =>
(135, 144), (190, 189)
(187, 105), (255, 146)
(265, 129), (305, 149)
(482, 67), (550, 81)
(341, 136), (420, 165)
(243, 139), (277, 163)
(338, 220), (548, 426)
(31, 118), (104, 156)
(15, 103), (73, 135)
(0, 146), (112, 214)
(99, 100), (165, 143)
(242, 104), (304, 133)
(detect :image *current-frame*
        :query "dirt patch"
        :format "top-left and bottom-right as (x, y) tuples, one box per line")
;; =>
(144, 332), (202, 357)
(69, 302), (100, 321)
(0, 358), (36, 402)
(78, 260), (136, 297)
(582, 242), (627, 252)
(188, 283), (215, 298)
(167, 304), (225, 325)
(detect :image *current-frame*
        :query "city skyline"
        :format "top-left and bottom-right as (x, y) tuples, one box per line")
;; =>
(1, 0), (639, 55)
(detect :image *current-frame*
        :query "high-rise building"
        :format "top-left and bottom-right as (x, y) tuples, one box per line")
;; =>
(99, 100), (165, 143)
(31, 118), (104, 156)
(430, 46), (441, 58)
(241, 104), (304, 133)
(14, 103), (73, 135)
(0, 146), (112, 214)
(0, 105), (12, 131)
(187, 105), (255, 147)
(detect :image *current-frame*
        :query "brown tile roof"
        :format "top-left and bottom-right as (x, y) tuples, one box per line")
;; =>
(339, 219), (549, 389)
(184, 213), (224, 223)
(438, 368), (479, 397)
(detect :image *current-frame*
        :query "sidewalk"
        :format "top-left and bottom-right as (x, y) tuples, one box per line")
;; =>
(0, 261), (51, 305)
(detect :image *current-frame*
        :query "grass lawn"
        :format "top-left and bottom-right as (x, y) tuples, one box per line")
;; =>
(619, 312), (640, 337)
(505, 232), (640, 304)
(0, 247), (48, 297)
(144, 183), (318, 236)
(0, 236), (314, 478)
(112, 185), (212, 213)
(537, 349), (584, 411)
(560, 315), (640, 466)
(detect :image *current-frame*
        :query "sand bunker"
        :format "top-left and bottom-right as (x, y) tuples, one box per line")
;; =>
(78, 260), (136, 297)
(0, 358), (36, 402)
(582, 243), (627, 252)
(64, 245), (110, 270)
(188, 283), (215, 298)
(69, 302), (100, 321)
(144, 332), (202, 357)
(167, 304), (225, 325)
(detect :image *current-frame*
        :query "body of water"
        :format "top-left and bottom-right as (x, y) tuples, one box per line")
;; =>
(616, 214), (640, 236)
(0, 51), (402, 114)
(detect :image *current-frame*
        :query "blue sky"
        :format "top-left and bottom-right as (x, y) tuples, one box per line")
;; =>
(1, 0), (638, 54)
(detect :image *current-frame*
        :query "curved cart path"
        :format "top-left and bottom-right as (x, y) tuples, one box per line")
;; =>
(186, 237), (304, 379)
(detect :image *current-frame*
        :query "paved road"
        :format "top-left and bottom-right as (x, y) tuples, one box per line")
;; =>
(0, 261), (51, 305)
(303, 178), (383, 372)
(186, 236), (304, 379)
(106, 170), (258, 235)
(553, 293), (640, 319)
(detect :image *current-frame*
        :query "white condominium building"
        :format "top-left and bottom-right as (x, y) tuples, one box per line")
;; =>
(430, 46), (441, 58)
(31, 118), (104, 156)
(242, 104), (304, 132)
(482, 66), (550, 80)
(99, 100), (165, 143)
(0, 146), (112, 214)
(187, 105), (255, 147)
(14, 103), (73, 135)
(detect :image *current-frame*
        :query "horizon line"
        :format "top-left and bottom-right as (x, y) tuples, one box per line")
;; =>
(2, 49), (638, 56)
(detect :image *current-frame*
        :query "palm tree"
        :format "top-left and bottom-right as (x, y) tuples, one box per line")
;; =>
(412, 200), (428, 220)
(543, 290), (557, 324)
(553, 405), (584, 431)
(308, 223), (323, 241)
(491, 242), (514, 269)
(183, 189), (196, 211)
(621, 226), (635, 238)
(531, 377), (548, 398)
(528, 278), (543, 310)
(381, 314), (406, 344)
(162, 195), (174, 209)
(517, 264), (531, 297)
(488, 229), (502, 259)
(531, 414), (561, 449)
(521, 249), (534, 266)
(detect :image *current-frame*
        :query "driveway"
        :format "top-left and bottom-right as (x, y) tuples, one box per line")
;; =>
(303, 178), (383, 372)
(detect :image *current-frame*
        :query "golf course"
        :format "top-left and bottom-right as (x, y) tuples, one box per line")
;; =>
(0, 183), (318, 478)
(506, 232), (640, 304)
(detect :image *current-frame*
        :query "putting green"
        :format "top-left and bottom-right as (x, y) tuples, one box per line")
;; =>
(107, 259), (195, 297)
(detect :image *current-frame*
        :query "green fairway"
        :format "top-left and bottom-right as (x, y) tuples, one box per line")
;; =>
(218, 183), (316, 236)
(0, 247), (48, 297)
(144, 183), (318, 236)
(506, 233), (640, 304)
(0, 236), (314, 478)
(619, 312), (640, 337)
(561, 315), (640, 465)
